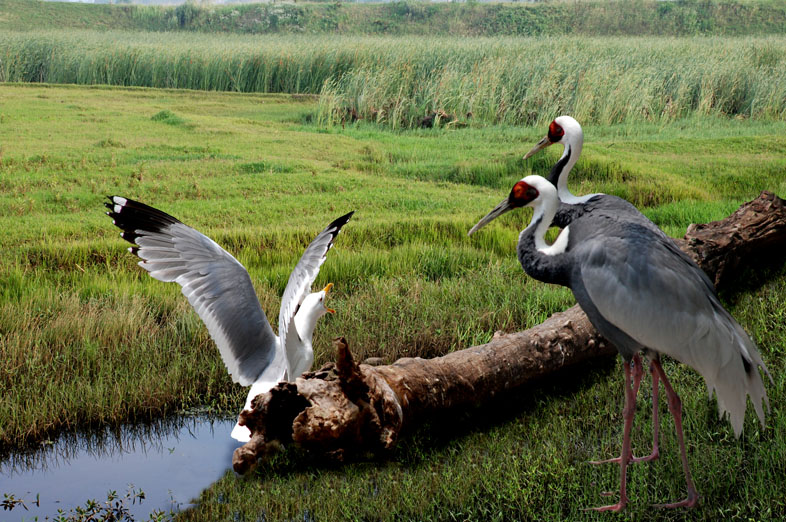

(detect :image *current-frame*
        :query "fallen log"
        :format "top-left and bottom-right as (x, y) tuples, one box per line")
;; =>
(233, 191), (786, 474)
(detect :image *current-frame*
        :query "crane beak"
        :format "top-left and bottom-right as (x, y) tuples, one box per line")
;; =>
(321, 283), (335, 314)
(468, 198), (513, 236)
(524, 136), (552, 160)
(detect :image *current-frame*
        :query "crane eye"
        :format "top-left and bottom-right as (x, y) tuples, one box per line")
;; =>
(548, 121), (565, 142)
(510, 181), (538, 206)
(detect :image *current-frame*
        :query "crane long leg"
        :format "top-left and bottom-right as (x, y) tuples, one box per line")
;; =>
(650, 358), (699, 509)
(590, 356), (639, 512)
(590, 354), (660, 465)
(640, 359), (661, 462)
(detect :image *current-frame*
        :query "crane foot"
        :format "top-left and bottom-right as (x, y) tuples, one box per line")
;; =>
(653, 491), (699, 509)
(588, 449), (659, 465)
(585, 501), (627, 513)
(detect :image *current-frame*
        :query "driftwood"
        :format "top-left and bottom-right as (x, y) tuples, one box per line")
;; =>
(233, 191), (786, 474)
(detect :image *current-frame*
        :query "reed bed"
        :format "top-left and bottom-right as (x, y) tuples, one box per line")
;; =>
(1, 31), (785, 127)
(0, 31), (363, 93)
(317, 35), (786, 127)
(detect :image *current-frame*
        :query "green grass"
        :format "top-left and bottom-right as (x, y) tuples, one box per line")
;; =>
(0, 83), (784, 519)
(317, 36), (786, 128)
(0, 0), (141, 32)
(2, 31), (785, 129)
(183, 275), (786, 521)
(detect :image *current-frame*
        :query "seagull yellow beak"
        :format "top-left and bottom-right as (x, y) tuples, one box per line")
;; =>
(524, 135), (552, 160)
(322, 283), (335, 314)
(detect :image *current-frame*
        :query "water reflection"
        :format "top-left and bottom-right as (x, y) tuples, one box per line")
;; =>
(0, 414), (242, 520)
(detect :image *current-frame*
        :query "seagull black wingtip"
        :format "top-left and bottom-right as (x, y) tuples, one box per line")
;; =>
(332, 210), (355, 229)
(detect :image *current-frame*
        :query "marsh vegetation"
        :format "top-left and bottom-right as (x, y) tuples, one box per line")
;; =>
(2, 31), (785, 129)
(1, 0), (785, 519)
(1, 82), (784, 519)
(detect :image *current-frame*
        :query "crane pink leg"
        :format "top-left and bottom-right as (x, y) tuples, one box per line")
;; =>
(589, 357), (638, 512)
(639, 362), (660, 462)
(650, 359), (699, 509)
(590, 355), (660, 465)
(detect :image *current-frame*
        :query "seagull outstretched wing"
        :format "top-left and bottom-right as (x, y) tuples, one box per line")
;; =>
(277, 211), (354, 378)
(106, 196), (280, 386)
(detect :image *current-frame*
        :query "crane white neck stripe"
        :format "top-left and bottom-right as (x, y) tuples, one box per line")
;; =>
(537, 226), (570, 256)
(560, 192), (601, 205)
(526, 190), (570, 256)
(553, 134), (600, 205)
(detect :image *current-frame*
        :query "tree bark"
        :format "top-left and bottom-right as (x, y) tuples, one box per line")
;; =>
(233, 191), (786, 474)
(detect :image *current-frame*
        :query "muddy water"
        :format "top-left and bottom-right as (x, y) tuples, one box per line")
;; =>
(0, 415), (242, 520)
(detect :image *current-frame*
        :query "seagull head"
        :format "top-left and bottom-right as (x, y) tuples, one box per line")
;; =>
(294, 283), (336, 342)
(316, 282), (336, 315)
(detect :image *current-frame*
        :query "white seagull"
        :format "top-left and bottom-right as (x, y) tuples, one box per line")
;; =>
(106, 196), (353, 442)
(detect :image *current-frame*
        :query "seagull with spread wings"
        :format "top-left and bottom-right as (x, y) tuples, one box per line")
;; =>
(106, 196), (353, 441)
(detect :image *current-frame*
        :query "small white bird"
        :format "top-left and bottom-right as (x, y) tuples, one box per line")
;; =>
(106, 196), (353, 442)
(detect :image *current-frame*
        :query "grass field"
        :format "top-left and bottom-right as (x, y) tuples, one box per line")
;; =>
(2, 31), (785, 129)
(1, 82), (784, 519)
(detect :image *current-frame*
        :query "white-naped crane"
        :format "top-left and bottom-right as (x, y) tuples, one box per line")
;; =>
(468, 175), (770, 511)
(525, 115), (670, 234)
(106, 196), (353, 442)
(524, 115), (681, 464)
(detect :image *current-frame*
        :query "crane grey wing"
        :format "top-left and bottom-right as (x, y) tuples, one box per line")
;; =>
(105, 196), (278, 386)
(575, 232), (707, 360)
(278, 211), (354, 375)
(573, 225), (725, 365)
(574, 226), (769, 434)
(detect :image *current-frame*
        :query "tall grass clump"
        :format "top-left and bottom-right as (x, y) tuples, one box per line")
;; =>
(0, 31), (374, 93)
(2, 31), (783, 128)
(318, 36), (786, 128)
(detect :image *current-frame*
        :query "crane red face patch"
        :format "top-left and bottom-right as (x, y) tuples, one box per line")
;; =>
(510, 181), (539, 207)
(548, 120), (565, 142)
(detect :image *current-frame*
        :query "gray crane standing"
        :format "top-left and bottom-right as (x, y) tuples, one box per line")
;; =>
(469, 174), (770, 511)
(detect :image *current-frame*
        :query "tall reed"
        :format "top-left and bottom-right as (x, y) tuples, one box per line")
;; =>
(317, 36), (786, 128)
(1, 31), (785, 127)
